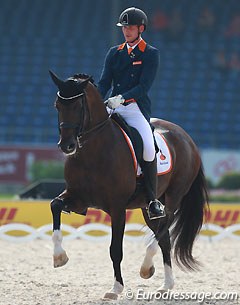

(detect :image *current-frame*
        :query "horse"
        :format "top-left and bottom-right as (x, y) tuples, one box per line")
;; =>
(49, 71), (209, 300)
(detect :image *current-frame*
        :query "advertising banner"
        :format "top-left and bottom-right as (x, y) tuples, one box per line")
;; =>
(1, 146), (240, 185)
(0, 146), (63, 184)
(0, 200), (239, 228)
(201, 149), (240, 183)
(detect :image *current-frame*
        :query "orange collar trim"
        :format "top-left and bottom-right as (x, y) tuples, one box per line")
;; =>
(117, 42), (126, 50)
(138, 39), (147, 52)
(117, 40), (147, 52)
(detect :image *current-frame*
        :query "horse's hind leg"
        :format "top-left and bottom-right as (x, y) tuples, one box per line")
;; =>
(140, 237), (158, 279)
(157, 230), (174, 291)
(50, 198), (69, 268)
(140, 208), (166, 279)
(140, 209), (174, 291)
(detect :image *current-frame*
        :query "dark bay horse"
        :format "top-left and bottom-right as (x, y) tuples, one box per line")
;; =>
(49, 71), (208, 300)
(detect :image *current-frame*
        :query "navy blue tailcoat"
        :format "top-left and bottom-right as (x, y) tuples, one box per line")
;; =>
(98, 39), (160, 122)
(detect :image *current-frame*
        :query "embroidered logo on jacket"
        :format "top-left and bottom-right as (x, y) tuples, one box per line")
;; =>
(133, 61), (142, 65)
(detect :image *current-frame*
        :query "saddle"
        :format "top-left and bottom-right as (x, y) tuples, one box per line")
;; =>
(111, 113), (159, 168)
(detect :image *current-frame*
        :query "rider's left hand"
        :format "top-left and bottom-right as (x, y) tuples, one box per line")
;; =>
(105, 95), (125, 109)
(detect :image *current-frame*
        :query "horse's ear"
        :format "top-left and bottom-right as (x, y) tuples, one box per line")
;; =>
(49, 70), (64, 88)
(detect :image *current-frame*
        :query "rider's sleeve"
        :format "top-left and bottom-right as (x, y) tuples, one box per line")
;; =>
(121, 48), (159, 101)
(98, 48), (114, 99)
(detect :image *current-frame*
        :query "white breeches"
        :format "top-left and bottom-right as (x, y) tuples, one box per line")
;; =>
(109, 103), (155, 162)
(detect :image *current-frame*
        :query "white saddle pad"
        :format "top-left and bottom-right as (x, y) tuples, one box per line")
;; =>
(120, 128), (172, 176)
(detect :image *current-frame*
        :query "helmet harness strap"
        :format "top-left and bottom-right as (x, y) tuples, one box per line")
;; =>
(129, 26), (142, 44)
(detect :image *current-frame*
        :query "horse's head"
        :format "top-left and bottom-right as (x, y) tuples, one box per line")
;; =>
(49, 70), (103, 155)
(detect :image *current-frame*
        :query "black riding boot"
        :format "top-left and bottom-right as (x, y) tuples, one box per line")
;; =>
(142, 158), (166, 220)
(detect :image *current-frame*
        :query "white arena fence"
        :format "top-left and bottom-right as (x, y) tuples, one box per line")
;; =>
(0, 223), (240, 243)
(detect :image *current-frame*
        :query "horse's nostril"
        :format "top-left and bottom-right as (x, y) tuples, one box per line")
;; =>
(67, 143), (76, 151)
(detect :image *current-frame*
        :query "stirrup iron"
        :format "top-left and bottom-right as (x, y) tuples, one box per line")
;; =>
(147, 200), (166, 220)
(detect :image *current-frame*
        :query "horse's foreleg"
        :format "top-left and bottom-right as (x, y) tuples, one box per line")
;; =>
(104, 210), (126, 300)
(50, 198), (69, 268)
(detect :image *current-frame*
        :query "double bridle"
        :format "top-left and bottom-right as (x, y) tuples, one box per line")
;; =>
(57, 90), (110, 148)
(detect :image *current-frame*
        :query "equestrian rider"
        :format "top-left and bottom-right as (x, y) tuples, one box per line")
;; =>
(98, 7), (165, 220)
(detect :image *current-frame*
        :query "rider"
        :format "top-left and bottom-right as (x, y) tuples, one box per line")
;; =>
(98, 7), (165, 220)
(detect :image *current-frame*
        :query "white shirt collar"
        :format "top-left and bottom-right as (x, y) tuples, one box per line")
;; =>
(127, 37), (142, 50)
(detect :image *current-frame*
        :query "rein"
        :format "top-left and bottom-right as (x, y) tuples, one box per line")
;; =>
(77, 115), (110, 148)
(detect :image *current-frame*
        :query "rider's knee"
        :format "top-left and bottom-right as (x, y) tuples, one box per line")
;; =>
(143, 145), (155, 162)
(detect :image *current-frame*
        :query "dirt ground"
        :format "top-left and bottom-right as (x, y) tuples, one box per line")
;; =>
(0, 238), (239, 305)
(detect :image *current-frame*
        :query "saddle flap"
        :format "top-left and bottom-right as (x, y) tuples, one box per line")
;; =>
(111, 113), (172, 177)
(111, 113), (143, 165)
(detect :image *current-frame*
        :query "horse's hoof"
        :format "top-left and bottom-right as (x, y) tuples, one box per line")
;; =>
(140, 265), (155, 279)
(53, 251), (69, 268)
(103, 292), (118, 300)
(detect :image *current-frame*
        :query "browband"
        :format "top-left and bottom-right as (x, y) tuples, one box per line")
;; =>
(57, 91), (84, 100)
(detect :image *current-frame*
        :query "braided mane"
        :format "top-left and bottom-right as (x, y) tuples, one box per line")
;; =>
(73, 73), (95, 86)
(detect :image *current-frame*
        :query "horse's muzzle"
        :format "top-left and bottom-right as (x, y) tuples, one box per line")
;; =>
(58, 138), (77, 155)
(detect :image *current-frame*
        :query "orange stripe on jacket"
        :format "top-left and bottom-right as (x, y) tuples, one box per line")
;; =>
(125, 98), (136, 103)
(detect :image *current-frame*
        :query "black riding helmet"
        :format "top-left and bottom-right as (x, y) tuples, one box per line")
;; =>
(117, 7), (148, 31)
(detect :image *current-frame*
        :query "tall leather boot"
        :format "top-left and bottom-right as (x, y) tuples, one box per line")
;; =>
(142, 157), (166, 220)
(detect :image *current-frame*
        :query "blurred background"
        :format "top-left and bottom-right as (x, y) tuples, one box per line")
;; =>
(0, 0), (240, 197)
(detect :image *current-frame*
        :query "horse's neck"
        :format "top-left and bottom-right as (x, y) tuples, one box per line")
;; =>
(86, 84), (108, 127)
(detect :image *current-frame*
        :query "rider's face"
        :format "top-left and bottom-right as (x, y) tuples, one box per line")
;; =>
(122, 25), (144, 44)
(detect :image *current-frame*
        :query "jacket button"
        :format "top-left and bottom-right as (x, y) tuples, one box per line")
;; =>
(117, 83), (120, 87)
(131, 74), (134, 77)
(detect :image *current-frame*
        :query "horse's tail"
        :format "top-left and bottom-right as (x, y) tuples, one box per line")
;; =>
(171, 163), (209, 271)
